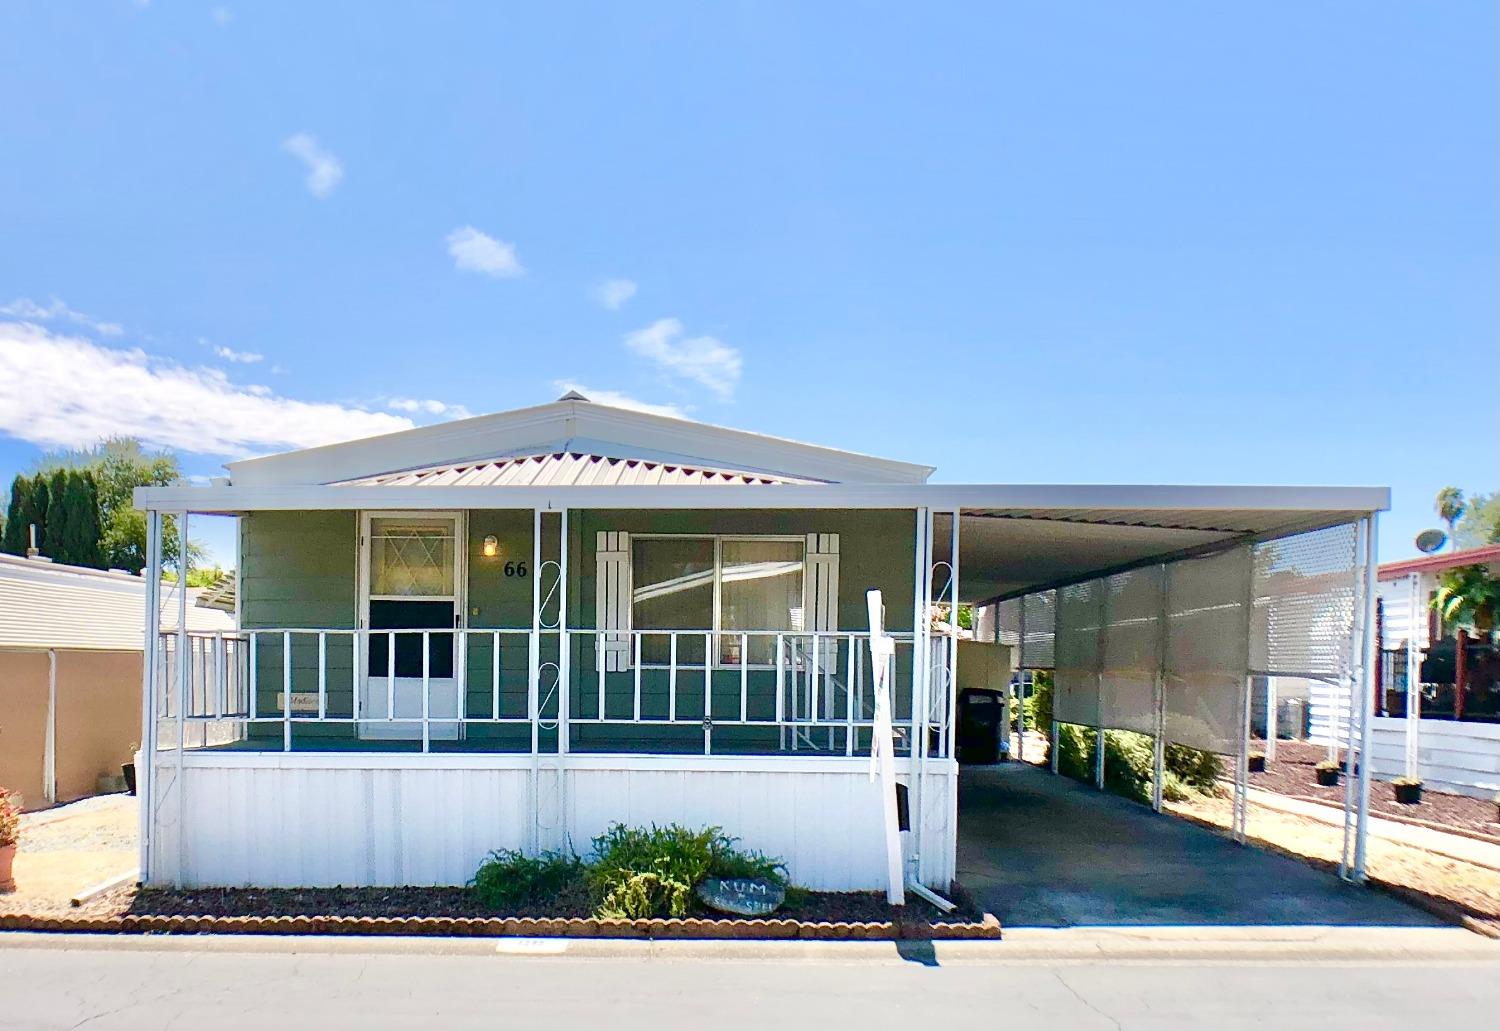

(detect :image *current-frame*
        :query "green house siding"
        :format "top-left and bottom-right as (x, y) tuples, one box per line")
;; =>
(235, 506), (916, 753)
(563, 509), (917, 753)
(241, 510), (358, 742)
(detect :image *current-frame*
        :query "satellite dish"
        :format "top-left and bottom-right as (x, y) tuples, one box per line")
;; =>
(1415, 529), (1447, 554)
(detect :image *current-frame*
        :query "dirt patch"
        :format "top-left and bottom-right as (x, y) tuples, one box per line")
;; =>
(1167, 790), (1500, 937)
(0, 796), (137, 915)
(1, 882), (998, 940)
(1250, 740), (1500, 840)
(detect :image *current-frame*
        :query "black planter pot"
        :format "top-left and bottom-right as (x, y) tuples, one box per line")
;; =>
(122, 762), (136, 796)
(1248, 755), (1266, 773)
(1393, 782), (1422, 805)
(1315, 768), (1340, 787)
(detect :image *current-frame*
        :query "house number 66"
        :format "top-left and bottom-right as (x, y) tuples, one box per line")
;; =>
(503, 561), (529, 578)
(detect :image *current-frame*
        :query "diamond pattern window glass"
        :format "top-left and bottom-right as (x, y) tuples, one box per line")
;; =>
(370, 517), (456, 597)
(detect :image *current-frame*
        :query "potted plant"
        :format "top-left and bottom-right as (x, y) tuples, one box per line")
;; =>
(1392, 777), (1423, 805)
(1315, 759), (1341, 787)
(1248, 752), (1266, 773)
(0, 788), (20, 893)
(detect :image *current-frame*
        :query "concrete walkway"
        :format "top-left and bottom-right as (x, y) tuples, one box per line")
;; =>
(957, 763), (1441, 928)
(1246, 787), (1500, 872)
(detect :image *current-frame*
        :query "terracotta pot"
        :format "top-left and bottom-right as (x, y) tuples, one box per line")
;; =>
(0, 843), (15, 893)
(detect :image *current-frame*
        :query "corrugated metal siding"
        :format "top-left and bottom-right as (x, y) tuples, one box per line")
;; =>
(337, 452), (817, 488)
(0, 556), (232, 651)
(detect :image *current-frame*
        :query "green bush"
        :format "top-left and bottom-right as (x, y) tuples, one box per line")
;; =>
(1049, 719), (1222, 805)
(586, 823), (787, 919)
(470, 849), (583, 909)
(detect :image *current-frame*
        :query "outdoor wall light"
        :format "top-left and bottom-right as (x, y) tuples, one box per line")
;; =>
(482, 535), (500, 559)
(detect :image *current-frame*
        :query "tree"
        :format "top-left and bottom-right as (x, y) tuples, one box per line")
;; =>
(32, 437), (196, 572)
(1, 475), (30, 555)
(1433, 565), (1500, 636)
(1453, 490), (1500, 549)
(1435, 487), (1467, 539)
(53, 470), (104, 568)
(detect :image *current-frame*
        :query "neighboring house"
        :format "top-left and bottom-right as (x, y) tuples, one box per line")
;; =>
(133, 394), (1389, 890)
(0, 554), (233, 810)
(1366, 544), (1500, 799)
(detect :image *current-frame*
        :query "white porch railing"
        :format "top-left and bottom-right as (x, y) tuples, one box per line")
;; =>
(155, 627), (938, 758)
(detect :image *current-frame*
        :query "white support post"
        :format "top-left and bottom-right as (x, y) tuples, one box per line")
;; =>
(1095, 579), (1107, 792)
(1339, 517), (1369, 879)
(1152, 563), (1168, 812)
(528, 508), (542, 855)
(138, 509), (163, 884)
(175, 512), (189, 887)
(1403, 571), (1421, 779)
(1353, 514), (1379, 881)
(558, 509), (569, 757)
(1016, 600), (1026, 764)
(1264, 676), (1278, 763)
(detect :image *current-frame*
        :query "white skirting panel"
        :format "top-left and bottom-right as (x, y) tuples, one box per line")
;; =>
(1367, 716), (1500, 800)
(148, 754), (958, 892)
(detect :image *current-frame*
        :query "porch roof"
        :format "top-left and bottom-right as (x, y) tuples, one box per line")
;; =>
(135, 480), (1387, 602)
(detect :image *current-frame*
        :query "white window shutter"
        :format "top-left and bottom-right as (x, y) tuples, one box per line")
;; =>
(596, 531), (632, 672)
(805, 533), (840, 633)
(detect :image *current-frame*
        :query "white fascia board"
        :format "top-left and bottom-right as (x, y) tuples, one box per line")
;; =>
(136, 481), (1391, 515)
(225, 399), (935, 487)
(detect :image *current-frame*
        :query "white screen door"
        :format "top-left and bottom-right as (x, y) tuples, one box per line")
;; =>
(360, 513), (463, 740)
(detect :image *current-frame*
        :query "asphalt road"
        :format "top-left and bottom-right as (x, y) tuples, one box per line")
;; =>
(2, 935), (1498, 1030)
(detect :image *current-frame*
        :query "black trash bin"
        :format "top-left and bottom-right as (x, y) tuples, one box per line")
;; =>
(957, 688), (1007, 764)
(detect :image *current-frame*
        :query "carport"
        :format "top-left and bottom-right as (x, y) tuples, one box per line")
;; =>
(930, 487), (1387, 912)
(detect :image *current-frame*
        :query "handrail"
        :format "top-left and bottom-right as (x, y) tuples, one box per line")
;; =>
(154, 626), (937, 759)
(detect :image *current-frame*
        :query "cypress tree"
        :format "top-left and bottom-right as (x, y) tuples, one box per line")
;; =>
(47, 468), (70, 563)
(72, 471), (104, 568)
(1, 475), (29, 555)
(50, 470), (104, 568)
(27, 472), (51, 554)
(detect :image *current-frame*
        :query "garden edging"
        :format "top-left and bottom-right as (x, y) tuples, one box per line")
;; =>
(0, 910), (1002, 941)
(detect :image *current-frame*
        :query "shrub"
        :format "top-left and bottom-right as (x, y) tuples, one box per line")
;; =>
(470, 849), (583, 909)
(586, 823), (786, 919)
(0, 789), (19, 847)
(1052, 725), (1220, 804)
(1315, 759), (1341, 773)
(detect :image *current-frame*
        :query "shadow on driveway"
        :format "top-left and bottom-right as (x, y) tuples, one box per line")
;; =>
(957, 763), (1440, 929)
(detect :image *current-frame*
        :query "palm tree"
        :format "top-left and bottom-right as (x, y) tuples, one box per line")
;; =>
(1433, 565), (1500, 637)
(1435, 487), (1466, 544)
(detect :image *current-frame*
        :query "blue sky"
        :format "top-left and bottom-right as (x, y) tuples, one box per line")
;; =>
(1, 1), (1494, 566)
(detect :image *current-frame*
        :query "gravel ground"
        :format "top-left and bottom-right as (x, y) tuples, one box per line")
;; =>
(1167, 790), (1500, 935)
(0, 795), (137, 917)
(1251, 740), (1500, 840)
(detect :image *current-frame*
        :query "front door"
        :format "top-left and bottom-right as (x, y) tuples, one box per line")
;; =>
(360, 513), (463, 740)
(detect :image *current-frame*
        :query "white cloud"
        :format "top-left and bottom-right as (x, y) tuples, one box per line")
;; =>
(623, 318), (742, 400)
(387, 397), (474, 421)
(212, 344), (263, 364)
(593, 278), (637, 311)
(0, 321), (412, 458)
(1, 296), (123, 336)
(446, 225), (525, 279)
(282, 133), (343, 198)
(551, 381), (685, 419)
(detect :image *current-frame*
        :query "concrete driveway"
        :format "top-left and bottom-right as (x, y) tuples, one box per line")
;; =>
(957, 762), (1441, 928)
